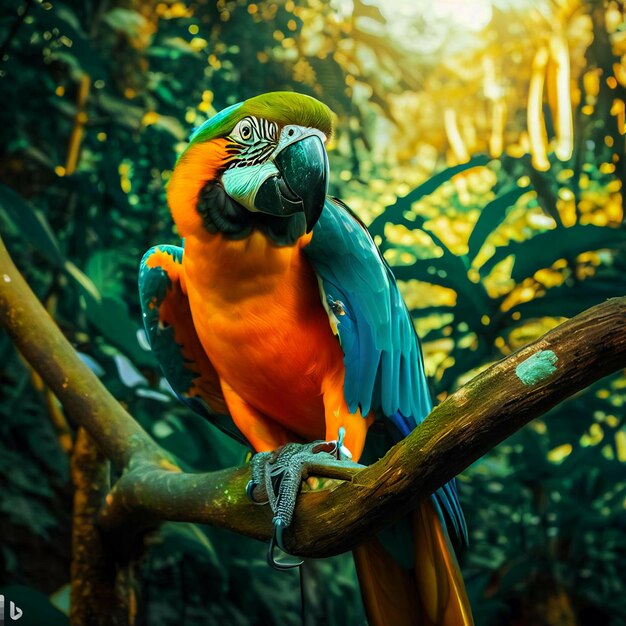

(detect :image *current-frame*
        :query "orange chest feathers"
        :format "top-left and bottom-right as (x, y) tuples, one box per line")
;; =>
(181, 230), (344, 434)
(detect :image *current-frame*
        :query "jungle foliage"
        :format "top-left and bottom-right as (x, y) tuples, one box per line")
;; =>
(0, 0), (625, 625)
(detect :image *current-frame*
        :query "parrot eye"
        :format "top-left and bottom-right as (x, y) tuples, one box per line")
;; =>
(230, 117), (278, 146)
(231, 118), (255, 143)
(240, 121), (252, 140)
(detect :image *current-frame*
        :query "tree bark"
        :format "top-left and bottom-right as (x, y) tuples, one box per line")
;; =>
(71, 428), (132, 625)
(1, 233), (625, 559)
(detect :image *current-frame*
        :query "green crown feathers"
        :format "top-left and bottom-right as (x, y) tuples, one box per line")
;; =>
(189, 91), (334, 145)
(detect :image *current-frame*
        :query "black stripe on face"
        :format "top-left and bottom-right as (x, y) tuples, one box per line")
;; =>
(224, 116), (279, 169)
(232, 143), (274, 168)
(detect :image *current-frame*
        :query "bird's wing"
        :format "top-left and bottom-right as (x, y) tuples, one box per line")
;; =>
(139, 245), (249, 447)
(305, 197), (466, 543)
(305, 197), (431, 421)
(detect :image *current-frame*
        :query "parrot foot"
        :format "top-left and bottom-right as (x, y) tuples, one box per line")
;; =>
(246, 429), (355, 570)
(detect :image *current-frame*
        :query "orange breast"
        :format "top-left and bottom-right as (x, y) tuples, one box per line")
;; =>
(182, 229), (345, 443)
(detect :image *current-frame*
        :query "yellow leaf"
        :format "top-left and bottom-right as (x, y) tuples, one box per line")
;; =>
(547, 444), (572, 464)
(616, 431), (626, 463)
(142, 111), (160, 126)
(528, 46), (550, 171)
(189, 37), (208, 52)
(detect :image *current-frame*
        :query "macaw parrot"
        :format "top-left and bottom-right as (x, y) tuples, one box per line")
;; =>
(139, 91), (473, 626)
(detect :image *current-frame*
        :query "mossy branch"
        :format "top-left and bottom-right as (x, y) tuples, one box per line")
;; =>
(1, 233), (625, 558)
(0, 235), (163, 469)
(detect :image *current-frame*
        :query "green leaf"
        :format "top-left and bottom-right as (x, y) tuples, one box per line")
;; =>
(392, 253), (489, 327)
(0, 495), (58, 539)
(0, 184), (66, 268)
(167, 523), (221, 571)
(64, 261), (100, 302)
(0, 184), (100, 301)
(155, 82), (179, 106)
(480, 225), (626, 281)
(527, 165), (563, 227)
(103, 8), (148, 39)
(508, 279), (623, 320)
(468, 187), (528, 262)
(96, 93), (143, 130)
(84, 294), (154, 368)
(410, 304), (457, 316)
(368, 154), (491, 237)
(392, 257), (464, 290)
(0, 187), (150, 367)
(152, 114), (186, 140)
(150, 37), (202, 58)
(85, 249), (125, 300)
(49, 584), (71, 617)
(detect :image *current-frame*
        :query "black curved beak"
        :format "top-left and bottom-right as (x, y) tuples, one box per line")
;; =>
(254, 128), (329, 233)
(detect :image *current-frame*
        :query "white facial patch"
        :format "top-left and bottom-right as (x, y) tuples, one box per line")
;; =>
(221, 161), (279, 212)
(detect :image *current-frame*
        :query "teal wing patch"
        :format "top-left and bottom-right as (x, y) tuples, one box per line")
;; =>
(305, 198), (467, 546)
(305, 197), (431, 421)
(139, 245), (248, 447)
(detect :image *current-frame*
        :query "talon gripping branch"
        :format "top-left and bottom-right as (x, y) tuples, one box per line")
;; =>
(139, 91), (473, 626)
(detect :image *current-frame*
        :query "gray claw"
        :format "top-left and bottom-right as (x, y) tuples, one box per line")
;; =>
(246, 480), (268, 505)
(247, 451), (271, 504)
(268, 518), (303, 570)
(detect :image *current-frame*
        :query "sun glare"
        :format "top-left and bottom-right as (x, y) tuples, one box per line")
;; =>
(369, 0), (495, 54)
(376, 0), (493, 31)
(431, 0), (493, 31)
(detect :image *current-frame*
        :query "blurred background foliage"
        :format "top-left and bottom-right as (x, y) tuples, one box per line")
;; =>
(0, 0), (625, 624)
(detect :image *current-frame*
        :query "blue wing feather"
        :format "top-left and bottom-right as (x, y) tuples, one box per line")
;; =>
(305, 197), (429, 422)
(305, 198), (467, 544)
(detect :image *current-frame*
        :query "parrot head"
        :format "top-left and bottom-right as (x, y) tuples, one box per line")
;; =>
(167, 92), (334, 239)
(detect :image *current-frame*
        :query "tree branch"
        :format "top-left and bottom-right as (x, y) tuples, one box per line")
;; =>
(0, 236), (163, 469)
(98, 295), (626, 556)
(1, 232), (625, 558)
